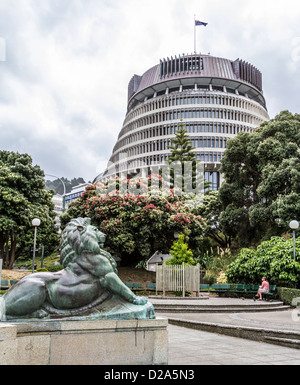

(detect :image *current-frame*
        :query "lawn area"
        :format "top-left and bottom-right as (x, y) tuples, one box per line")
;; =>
(1, 267), (156, 286)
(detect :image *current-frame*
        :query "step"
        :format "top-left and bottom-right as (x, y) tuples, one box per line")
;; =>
(152, 300), (284, 306)
(167, 317), (300, 350)
(153, 301), (285, 308)
(153, 300), (288, 313)
(264, 336), (300, 349)
(155, 305), (290, 313)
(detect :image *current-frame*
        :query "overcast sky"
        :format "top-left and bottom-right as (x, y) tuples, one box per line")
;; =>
(0, 0), (299, 182)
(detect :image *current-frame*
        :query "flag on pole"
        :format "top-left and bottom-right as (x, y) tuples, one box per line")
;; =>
(195, 20), (208, 27)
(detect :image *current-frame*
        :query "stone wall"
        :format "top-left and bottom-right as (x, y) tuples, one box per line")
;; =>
(0, 318), (168, 365)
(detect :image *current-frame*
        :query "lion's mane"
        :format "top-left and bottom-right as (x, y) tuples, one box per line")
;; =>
(60, 218), (104, 267)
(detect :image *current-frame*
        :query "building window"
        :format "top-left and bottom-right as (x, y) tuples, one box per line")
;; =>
(204, 172), (220, 190)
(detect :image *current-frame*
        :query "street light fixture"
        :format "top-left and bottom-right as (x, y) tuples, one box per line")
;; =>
(290, 220), (299, 231)
(32, 218), (41, 273)
(289, 220), (299, 289)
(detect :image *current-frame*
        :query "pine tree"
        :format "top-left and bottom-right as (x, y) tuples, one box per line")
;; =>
(167, 121), (196, 192)
(168, 121), (196, 164)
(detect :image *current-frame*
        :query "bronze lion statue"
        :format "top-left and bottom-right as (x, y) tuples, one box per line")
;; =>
(0, 218), (155, 321)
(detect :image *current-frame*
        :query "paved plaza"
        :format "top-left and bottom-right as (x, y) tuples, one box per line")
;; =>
(152, 297), (300, 365)
(167, 324), (300, 365)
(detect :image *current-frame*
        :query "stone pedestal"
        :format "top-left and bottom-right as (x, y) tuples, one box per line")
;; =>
(0, 318), (168, 365)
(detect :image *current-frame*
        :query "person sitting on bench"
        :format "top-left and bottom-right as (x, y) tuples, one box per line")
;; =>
(255, 277), (269, 301)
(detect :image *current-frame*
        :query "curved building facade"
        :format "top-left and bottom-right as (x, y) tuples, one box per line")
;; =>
(101, 53), (269, 190)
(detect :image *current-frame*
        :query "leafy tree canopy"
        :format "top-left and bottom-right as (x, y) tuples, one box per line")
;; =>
(166, 234), (195, 266)
(60, 176), (206, 266)
(192, 190), (231, 248)
(219, 111), (300, 247)
(226, 236), (300, 287)
(0, 151), (59, 268)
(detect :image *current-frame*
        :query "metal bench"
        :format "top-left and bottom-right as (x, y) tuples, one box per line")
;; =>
(250, 285), (260, 293)
(200, 284), (210, 292)
(125, 283), (143, 292)
(262, 285), (277, 301)
(211, 284), (231, 294)
(196, 283), (277, 299)
(232, 284), (251, 293)
(0, 280), (9, 290)
(146, 283), (156, 291)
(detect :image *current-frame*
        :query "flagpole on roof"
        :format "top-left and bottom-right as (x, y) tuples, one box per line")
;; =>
(194, 18), (208, 55)
(194, 15), (196, 54)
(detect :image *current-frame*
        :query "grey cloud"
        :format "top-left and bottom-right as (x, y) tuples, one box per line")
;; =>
(0, 0), (299, 181)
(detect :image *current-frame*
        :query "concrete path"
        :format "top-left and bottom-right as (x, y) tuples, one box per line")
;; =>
(158, 308), (300, 332)
(167, 324), (300, 365)
(150, 297), (300, 365)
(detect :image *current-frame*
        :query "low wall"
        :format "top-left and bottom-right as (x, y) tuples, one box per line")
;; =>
(0, 318), (168, 365)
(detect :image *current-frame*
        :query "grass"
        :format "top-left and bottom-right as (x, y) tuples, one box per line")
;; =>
(13, 251), (61, 271)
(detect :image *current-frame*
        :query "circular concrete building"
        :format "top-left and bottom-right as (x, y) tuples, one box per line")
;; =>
(100, 53), (269, 190)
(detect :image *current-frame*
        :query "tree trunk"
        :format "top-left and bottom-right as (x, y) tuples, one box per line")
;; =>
(4, 235), (9, 269)
(0, 234), (4, 260)
(8, 236), (17, 269)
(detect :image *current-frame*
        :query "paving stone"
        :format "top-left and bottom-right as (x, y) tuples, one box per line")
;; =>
(167, 324), (300, 365)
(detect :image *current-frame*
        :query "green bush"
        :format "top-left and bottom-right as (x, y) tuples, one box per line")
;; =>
(277, 287), (300, 306)
(47, 265), (64, 272)
(203, 272), (217, 285)
(135, 259), (147, 270)
(172, 291), (191, 297)
(166, 234), (195, 266)
(36, 265), (63, 273)
(226, 236), (300, 286)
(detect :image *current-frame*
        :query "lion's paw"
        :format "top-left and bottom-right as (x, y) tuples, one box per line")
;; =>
(32, 309), (49, 319)
(131, 296), (147, 306)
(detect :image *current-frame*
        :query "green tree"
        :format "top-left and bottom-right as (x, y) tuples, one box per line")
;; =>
(167, 122), (197, 192)
(60, 177), (206, 266)
(168, 122), (196, 164)
(192, 190), (231, 248)
(0, 151), (59, 268)
(219, 111), (300, 247)
(226, 236), (300, 287)
(166, 234), (195, 265)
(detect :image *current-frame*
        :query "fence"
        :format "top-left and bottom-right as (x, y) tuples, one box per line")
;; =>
(156, 263), (200, 297)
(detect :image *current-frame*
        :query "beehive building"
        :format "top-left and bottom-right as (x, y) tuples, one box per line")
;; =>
(100, 53), (269, 190)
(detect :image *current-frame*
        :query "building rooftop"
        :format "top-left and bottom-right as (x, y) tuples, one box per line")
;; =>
(128, 54), (265, 110)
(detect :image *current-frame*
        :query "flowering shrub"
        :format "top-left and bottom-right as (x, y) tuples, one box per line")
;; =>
(60, 176), (205, 266)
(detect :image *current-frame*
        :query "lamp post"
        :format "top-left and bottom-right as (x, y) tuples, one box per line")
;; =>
(32, 218), (41, 273)
(290, 220), (299, 261)
(0, 258), (2, 287)
(290, 220), (299, 289)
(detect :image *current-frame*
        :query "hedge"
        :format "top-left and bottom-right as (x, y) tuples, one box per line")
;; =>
(226, 236), (300, 286)
(277, 287), (300, 306)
